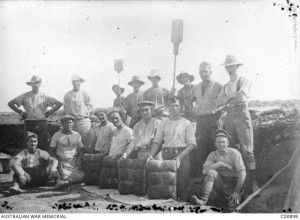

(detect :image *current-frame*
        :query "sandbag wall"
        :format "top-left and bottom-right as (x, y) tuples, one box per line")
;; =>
(82, 154), (105, 185)
(146, 160), (177, 199)
(118, 159), (147, 196)
(98, 156), (120, 189)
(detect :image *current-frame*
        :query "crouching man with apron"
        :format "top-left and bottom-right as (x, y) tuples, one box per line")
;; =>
(146, 97), (197, 201)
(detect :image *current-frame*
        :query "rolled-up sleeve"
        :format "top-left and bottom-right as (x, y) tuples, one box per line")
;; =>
(238, 77), (251, 98)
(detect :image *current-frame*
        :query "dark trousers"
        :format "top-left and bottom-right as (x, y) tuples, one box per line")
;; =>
(162, 147), (190, 201)
(13, 166), (58, 188)
(25, 120), (50, 151)
(192, 114), (219, 177)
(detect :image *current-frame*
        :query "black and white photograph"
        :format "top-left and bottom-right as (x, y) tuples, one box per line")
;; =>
(0, 0), (299, 216)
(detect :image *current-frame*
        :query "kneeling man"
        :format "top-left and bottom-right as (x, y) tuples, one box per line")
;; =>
(191, 129), (246, 210)
(10, 132), (60, 193)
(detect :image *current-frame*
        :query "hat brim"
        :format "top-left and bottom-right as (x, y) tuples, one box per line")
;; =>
(128, 80), (145, 86)
(72, 79), (85, 83)
(26, 81), (42, 85)
(148, 76), (162, 80)
(60, 117), (75, 123)
(221, 62), (243, 66)
(176, 75), (194, 85)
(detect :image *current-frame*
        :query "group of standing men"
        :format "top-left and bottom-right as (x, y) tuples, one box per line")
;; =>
(7, 54), (258, 210)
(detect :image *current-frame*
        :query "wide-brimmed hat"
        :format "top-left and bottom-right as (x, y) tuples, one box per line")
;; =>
(212, 129), (231, 141)
(128, 76), (145, 86)
(221, 55), (243, 67)
(112, 85), (125, 94)
(148, 69), (162, 80)
(176, 71), (194, 84)
(26, 75), (42, 85)
(137, 101), (155, 110)
(71, 74), (85, 83)
(60, 115), (75, 123)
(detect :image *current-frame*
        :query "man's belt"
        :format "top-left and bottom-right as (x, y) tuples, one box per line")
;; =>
(162, 147), (185, 155)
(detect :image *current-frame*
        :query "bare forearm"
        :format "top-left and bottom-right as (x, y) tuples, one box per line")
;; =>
(234, 170), (246, 193)
(11, 163), (25, 176)
(49, 158), (58, 170)
(149, 142), (161, 157)
(47, 102), (62, 115)
(8, 101), (22, 114)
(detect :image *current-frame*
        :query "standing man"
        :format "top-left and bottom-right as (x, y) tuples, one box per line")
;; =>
(191, 62), (223, 177)
(63, 74), (93, 148)
(49, 115), (85, 187)
(143, 69), (174, 108)
(176, 71), (195, 121)
(122, 101), (161, 160)
(91, 108), (116, 155)
(108, 108), (133, 159)
(125, 76), (145, 128)
(112, 85), (126, 108)
(8, 75), (62, 151)
(146, 97), (196, 201)
(190, 129), (246, 211)
(218, 54), (258, 193)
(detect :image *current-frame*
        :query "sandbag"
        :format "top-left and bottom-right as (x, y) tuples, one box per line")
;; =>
(132, 182), (147, 196)
(84, 173), (99, 185)
(108, 178), (119, 189)
(83, 154), (106, 163)
(147, 172), (161, 186)
(131, 159), (146, 170)
(118, 180), (133, 195)
(161, 172), (176, 185)
(82, 163), (102, 173)
(102, 156), (112, 167)
(161, 185), (176, 199)
(146, 160), (162, 172)
(98, 178), (110, 189)
(132, 169), (146, 183)
(147, 185), (162, 199)
(161, 160), (177, 172)
(99, 167), (110, 179)
(119, 168), (134, 181)
(118, 158), (133, 169)
(111, 156), (121, 167)
(110, 167), (119, 179)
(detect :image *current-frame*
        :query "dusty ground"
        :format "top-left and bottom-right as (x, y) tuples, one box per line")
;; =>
(0, 100), (299, 213)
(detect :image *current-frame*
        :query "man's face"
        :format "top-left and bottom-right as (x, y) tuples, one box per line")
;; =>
(131, 82), (142, 92)
(149, 77), (160, 86)
(180, 74), (190, 85)
(31, 82), (41, 91)
(140, 107), (152, 120)
(159, 111), (169, 121)
(199, 66), (212, 82)
(27, 137), (38, 151)
(72, 80), (81, 91)
(169, 101), (181, 116)
(113, 87), (122, 96)
(96, 112), (107, 123)
(214, 136), (229, 153)
(110, 112), (122, 127)
(225, 65), (238, 75)
(62, 119), (74, 131)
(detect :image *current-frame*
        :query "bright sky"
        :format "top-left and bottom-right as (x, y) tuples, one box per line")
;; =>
(0, 0), (299, 112)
